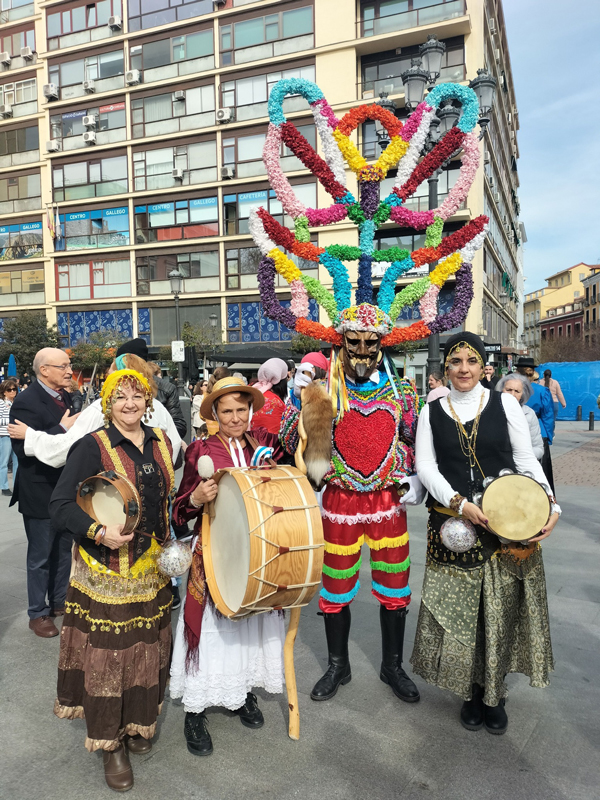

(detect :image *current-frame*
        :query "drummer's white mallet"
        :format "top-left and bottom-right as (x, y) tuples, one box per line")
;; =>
(197, 455), (215, 480)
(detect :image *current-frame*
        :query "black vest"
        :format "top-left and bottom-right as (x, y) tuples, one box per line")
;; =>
(426, 391), (517, 569)
(429, 390), (516, 503)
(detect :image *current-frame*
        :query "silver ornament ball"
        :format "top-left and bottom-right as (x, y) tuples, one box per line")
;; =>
(440, 518), (478, 553)
(156, 540), (193, 577)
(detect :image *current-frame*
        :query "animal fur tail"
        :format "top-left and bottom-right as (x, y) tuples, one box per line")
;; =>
(296, 382), (333, 490)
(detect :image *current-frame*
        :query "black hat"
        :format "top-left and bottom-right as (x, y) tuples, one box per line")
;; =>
(443, 332), (487, 367)
(515, 356), (537, 369)
(116, 338), (149, 361)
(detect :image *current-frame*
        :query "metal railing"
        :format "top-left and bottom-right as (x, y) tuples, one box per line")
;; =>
(358, 0), (467, 39)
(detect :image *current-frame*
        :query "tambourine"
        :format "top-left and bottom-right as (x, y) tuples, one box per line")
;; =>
(76, 470), (141, 535)
(478, 471), (551, 542)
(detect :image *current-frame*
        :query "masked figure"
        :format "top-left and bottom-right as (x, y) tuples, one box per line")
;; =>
(249, 78), (491, 704)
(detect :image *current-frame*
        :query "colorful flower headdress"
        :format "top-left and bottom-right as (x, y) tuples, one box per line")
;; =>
(250, 79), (489, 347)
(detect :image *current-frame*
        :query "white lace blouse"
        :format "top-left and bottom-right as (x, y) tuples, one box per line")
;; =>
(415, 382), (550, 508)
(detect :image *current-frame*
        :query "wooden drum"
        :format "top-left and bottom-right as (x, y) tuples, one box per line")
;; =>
(203, 465), (324, 619)
(76, 470), (141, 534)
(481, 473), (550, 542)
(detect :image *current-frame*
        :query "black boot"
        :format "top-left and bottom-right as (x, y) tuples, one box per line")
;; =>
(184, 712), (213, 756)
(310, 605), (352, 701)
(460, 684), (484, 731)
(234, 692), (264, 729)
(379, 606), (420, 703)
(484, 698), (508, 735)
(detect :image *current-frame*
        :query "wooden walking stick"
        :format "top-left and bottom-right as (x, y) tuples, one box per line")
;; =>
(285, 606), (302, 740)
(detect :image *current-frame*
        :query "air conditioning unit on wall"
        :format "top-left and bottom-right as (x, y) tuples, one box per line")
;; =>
(83, 115), (97, 128)
(43, 83), (59, 100)
(0, 52), (10, 66)
(173, 168), (184, 180)
(83, 130), (97, 144)
(108, 15), (122, 29)
(83, 79), (95, 93)
(47, 139), (61, 152)
(221, 165), (235, 179)
(126, 69), (141, 85)
(0, 103), (13, 117)
(216, 107), (235, 123)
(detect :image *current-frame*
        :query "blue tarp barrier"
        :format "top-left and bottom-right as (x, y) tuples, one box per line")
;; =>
(537, 361), (600, 421)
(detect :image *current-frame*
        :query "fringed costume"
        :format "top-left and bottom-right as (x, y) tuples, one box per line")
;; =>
(49, 421), (174, 752)
(245, 77), (492, 702)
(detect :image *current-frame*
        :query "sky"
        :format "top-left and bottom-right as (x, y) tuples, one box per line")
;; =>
(502, 0), (600, 293)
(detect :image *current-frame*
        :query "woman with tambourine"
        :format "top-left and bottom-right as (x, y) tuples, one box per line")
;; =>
(49, 369), (174, 792)
(412, 332), (560, 736)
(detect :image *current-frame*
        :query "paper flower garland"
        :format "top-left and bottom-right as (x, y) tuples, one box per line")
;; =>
(250, 78), (489, 344)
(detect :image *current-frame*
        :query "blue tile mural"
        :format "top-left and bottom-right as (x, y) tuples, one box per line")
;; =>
(58, 309), (133, 347)
(227, 299), (318, 344)
(138, 307), (150, 345)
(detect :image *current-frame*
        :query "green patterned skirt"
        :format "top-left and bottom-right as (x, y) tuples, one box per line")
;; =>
(410, 547), (554, 707)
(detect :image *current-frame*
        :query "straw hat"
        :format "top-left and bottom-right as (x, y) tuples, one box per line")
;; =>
(200, 376), (265, 420)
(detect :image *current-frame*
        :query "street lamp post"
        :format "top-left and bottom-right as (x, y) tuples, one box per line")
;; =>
(208, 312), (218, 370)
(169, 268), (184, 392)
(399, 37), (496, 375)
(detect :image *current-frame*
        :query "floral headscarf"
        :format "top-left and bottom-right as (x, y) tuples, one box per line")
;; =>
(101, 369), (153, 426)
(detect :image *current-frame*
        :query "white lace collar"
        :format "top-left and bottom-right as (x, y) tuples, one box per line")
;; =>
(448, 381), (485, 405)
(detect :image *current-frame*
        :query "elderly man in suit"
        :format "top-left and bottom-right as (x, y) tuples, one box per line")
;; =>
(10, 348), (79, 637)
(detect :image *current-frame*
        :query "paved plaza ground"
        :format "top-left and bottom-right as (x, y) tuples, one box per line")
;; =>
(1, 421), (599, 800)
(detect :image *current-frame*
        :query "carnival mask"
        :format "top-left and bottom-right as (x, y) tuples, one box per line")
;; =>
(342, 330), (381, 381)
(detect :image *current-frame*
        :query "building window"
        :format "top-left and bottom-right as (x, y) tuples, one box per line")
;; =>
(128, 0), (212, 32)
(360, 0), (466, 37)
(132, 142), (217, 191)
(53, 155), (127, 201)
(593, 308), (597, 324)
(221, 64), (315, 120)
(0, 78), (36, 107)
(0, 171), (41, 205)
(361, 37), (465, 98)
(131, 85), (215, 138)
(0, 221), (43, 260)
(134, 196), (218, 243)
(579, 272), (585, 280)
(129, 29), (214, 71)
(225, 244), (316, 291)
(0, 266), (44, 306)
(567, 324), (572, 337)
(574, 290), (580, 298)
(223, 124), (316, 180)
(223, 183), (316, 235)
(48, 50), (124, 89)
(136, 249), (219, 296)
(50, 103), (126, 144)
(56, 257), (130, 301)
(220, 6), (314, 66)
(145, 304), (220, 346)
(575, 323), (581, 336)
(47, 1), (122, 47)
(558, 325), (562, 337)
(1, 27), (35, 56)
(56, 206), (129, 251)
(227, 297), (318, 343)
(0, 125), (39, 156)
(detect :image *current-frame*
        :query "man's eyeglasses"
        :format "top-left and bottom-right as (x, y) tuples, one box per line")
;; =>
(45, 363), (72, 371)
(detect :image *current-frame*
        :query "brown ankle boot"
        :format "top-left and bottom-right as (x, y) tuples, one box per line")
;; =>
(126, 734), (152, 754)
(103, 745), (133, 792)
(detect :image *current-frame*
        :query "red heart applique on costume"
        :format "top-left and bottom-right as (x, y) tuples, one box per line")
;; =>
(334, 408), (396, 477)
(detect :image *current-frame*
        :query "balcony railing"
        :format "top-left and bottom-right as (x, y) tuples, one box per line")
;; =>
(358, 0), (467, 38)
(358, 64), (465, 100)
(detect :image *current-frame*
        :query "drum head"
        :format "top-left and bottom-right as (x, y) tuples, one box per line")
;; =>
(481, 474), (550, 541)
(88, 479), (127, 526)
(210, 473), (250, 614)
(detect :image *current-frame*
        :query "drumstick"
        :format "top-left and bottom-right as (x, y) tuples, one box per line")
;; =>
(285, 607), (301, 741)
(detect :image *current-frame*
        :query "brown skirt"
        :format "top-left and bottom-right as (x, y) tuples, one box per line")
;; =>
(54, 581), (172, 752)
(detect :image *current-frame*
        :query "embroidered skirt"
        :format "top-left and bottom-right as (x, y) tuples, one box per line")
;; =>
(54, 549), (172, 752)
(410, 548), (554, 707)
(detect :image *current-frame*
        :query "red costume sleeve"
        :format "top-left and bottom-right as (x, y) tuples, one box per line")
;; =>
(172, 439), (206, 528)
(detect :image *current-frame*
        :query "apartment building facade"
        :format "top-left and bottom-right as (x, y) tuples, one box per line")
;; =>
(0, 0), (523, 392)
(523, 263), (593, 362)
